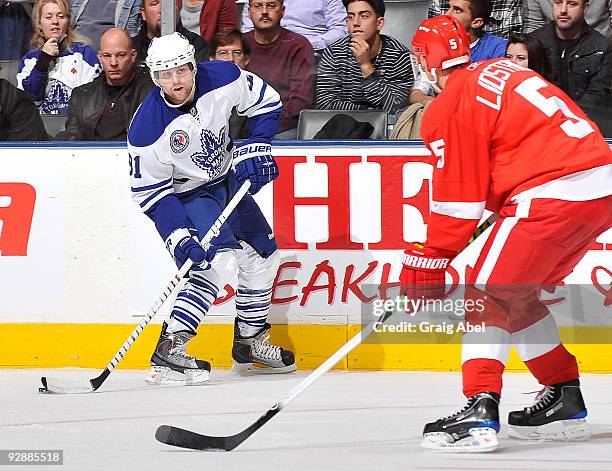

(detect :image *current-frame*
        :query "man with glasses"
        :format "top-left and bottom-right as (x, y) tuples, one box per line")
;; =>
(210, 28), (251, 70)
(210, 28), (251, 138)
(128, 32), (296, 385)
(245, 0), (316, 139)
(240, 0), (348, 54)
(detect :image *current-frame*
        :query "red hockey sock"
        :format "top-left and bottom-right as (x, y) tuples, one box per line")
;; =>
(462, 358), (505, 397)
(524, 344), (579, 386)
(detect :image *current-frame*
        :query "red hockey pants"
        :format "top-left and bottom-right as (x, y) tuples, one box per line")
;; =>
(461, 196), (612, 397)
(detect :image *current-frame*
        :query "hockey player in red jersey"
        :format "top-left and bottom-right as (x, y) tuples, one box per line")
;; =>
(401, 15), (612, 452)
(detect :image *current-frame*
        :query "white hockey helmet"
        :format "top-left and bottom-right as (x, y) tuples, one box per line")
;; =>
(146, 32), (196, 85)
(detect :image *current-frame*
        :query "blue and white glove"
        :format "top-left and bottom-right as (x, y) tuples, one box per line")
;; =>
(233, 143), (279, 195)
(165, 228), (216, 271)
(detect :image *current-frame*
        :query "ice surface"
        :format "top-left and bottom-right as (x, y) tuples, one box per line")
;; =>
(1, 369), (611, 470)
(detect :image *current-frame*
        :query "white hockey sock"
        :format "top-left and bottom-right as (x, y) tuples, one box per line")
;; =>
(166, 317), (190, 334)
(235, 245), (279, 338)
(237, 318), (265, 337)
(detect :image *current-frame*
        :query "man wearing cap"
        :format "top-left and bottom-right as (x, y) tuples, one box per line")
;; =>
(315, 0), (414, 113)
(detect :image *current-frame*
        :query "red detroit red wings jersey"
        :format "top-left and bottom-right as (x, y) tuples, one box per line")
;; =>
(420, 58), (612, 252)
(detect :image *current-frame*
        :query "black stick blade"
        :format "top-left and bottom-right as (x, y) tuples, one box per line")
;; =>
(156, 425), (230, 451)
(155, 406), (281, 452)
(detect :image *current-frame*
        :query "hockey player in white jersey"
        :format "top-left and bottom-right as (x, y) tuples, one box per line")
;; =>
(128, 32), (296, 385)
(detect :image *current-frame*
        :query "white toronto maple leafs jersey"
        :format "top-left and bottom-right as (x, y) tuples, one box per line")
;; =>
(128, 61), (282, 214)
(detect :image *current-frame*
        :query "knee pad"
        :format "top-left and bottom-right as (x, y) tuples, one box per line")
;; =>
(236, 242), (279, 288)
(188, 250), (238, 297)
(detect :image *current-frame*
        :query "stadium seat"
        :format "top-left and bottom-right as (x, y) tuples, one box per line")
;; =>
(297, 109), (388, 140)
(0, 60), (20, 87)
(41, 115), (68, 138)
(382, 0), (429, 48)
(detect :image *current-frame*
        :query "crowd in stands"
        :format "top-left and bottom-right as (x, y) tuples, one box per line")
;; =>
(0, 0), (610, 140)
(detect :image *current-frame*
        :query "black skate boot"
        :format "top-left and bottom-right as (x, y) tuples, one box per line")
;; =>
(421, 392), (500, 452)
(508, 379), (591, 441)
(231, 320), (297, 375)
(146, 322), (211, 385)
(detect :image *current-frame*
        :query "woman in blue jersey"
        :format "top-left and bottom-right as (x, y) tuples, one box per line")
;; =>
(17, 0), (100, 114)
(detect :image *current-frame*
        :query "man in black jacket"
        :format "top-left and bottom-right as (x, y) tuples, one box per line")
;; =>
(132, 0), (210, 64)
(55, 28), (154, 141)
(0, 77), (47, 141)
(529, 0), (612, 134)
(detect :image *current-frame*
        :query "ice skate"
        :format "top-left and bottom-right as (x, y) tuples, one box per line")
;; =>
(508, 379), (591, 441)
(231, 320), (297, 375)
(146, 322), (211, 385)
(421, 392), (500, 453)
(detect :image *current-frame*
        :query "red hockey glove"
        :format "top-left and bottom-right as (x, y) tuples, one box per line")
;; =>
(400, 242), (457, 300)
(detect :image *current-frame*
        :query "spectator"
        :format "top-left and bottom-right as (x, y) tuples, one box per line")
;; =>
(241, 0), (348, 54)
(179, 0), (237, 43)
(316, 0), (413, 113)
(17, 0), (100, 115)
(530, 0), (612, 135)
(245, 0), (316, 138)
(505, 33), (550, 75)
(0, 77), (48, 140)
(133, 0), (211, 64)
(411, 0), (507, 106)
(209, 28), (250, 139)
(71, 0), (143, 51)
(55, 28), (153, 141)
(445, 0), (507, 59)
(0, 0), (32, 60)
(428, 0), (522, 38)
(523, 0), (612, 39)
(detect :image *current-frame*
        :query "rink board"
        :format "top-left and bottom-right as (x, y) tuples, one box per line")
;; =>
(0, 142), (611, 371)
(2, 323), (612, 372)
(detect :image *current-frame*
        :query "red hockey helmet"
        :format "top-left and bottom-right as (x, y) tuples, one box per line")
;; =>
(411, 15), (471, 73)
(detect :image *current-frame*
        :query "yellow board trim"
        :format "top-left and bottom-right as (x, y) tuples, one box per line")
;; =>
(1, 324), (611, 372)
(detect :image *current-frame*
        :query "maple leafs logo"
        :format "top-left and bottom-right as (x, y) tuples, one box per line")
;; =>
(190, 126), (227, 179)
(40, 81), (71, 114)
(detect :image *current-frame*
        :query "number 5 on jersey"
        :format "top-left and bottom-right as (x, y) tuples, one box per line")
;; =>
(430, 139), (446, 169)
(515, 76), (595, 139)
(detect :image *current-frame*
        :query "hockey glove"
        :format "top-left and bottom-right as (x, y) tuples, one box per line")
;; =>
(400, 242), (457, 300)
(233, 143), (278, 195)
(165, 228), (217, 271)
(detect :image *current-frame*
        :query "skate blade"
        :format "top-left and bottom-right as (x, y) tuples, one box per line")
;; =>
(231, 361), (297, 375)
(421, 427), (499, 453)
(145, 366), (210, 386)
(508, 418), (591, 441)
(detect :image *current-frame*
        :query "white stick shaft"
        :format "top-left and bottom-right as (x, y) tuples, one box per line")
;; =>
(104, 180), (251, 374)
(278, 316), (381, 409)
(276, 213), (498, 410)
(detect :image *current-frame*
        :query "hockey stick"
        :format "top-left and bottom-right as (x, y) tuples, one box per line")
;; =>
(39, 180), (252, 394)
(155, 214), (497, 451)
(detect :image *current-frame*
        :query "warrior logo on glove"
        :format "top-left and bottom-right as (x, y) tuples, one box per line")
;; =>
(400, 242), (457, 300)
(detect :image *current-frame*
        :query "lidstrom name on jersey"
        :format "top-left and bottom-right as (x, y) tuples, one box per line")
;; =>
(472, 59), (525, 111)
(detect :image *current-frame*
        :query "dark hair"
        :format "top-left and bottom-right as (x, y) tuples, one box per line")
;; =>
(506, 33), (551, 76)
(210, 28), (250, 56)
(343, 0), (386, 17)
(468, 0), (492, 36)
